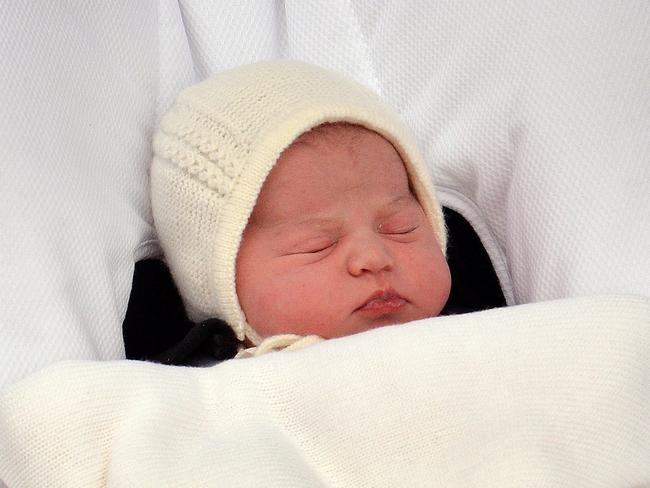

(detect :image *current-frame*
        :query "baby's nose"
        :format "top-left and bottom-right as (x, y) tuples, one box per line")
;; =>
(347, 234), (394, 276)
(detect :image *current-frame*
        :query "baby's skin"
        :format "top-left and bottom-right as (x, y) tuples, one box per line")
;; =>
(236, 123), (450, 339)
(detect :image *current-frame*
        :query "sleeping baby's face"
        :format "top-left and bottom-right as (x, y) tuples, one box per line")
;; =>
(236, 124), (450, 340)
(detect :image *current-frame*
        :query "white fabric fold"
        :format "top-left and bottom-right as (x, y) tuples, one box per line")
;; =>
(1, 295), (648, 487)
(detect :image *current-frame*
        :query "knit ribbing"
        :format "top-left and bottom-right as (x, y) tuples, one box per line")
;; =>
(1, 295), (649, 486)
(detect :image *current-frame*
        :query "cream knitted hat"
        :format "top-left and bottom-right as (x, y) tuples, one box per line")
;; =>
(151, 60), (447, 345)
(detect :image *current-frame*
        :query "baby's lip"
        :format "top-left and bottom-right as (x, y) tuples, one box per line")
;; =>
(355, 289), (407, 315)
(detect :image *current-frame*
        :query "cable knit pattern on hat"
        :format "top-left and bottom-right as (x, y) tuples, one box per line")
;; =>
(151, 60), (446, 344)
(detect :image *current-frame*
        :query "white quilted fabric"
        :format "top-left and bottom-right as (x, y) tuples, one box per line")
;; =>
(1, 1), (159, 389)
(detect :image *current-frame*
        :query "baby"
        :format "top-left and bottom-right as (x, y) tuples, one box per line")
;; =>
(151, 60), (450, 357)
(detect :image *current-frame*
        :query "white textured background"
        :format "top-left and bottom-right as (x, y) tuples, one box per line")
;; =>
(1, 1), (649, 392)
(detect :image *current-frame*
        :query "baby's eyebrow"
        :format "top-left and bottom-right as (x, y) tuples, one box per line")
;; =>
(260, 215), (340, 235)
(379, 193), (420, 215)
(290, 217), (340, 231)
(257, 194), (418, 232)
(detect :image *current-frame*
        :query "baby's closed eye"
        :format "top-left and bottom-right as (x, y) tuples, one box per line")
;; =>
(378, 211), (423, 240)
(378, 221), (419, 234)
(286, 237), (338, 255)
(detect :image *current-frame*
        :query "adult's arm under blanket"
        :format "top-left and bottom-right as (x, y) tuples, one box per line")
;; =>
(1, 294), (648, 487)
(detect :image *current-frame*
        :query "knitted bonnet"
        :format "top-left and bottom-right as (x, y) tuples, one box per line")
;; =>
(151, 60), (447, 345)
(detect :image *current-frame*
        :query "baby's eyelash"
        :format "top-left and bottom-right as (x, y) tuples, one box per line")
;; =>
(305, 242), (336, 253)
(378, 223), (419, 234)
(286, 240), (337, 256)
(393, 226), (418, 234)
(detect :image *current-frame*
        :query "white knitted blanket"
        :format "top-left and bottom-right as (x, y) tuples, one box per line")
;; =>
(1, 295), (648, 487)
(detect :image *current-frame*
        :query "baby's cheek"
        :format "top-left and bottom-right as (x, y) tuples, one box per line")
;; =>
(266, 270), (345, 336)
(422, 250), (451, 312)
(251, 286), (294, 336)
(402, 242), (450, 313)
(246, 275), (312, 335)
(237, 268), (285, 335)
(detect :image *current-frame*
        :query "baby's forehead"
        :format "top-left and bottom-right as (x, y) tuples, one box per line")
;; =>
(247, 122), (417, 227)
(288, 122), (378, 151)
(275, 123), (409, 187)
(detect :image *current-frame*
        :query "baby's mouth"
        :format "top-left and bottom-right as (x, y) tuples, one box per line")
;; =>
(355, 289), (406, 316)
